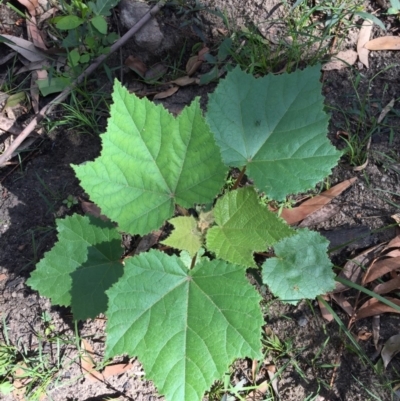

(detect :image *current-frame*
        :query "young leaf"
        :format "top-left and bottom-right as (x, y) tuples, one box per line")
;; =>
(73, 80), (227, 236)
(105, 250), (263, 401)
(161, 216), (202, 257)
(91, 15), (108, 34)
(27, 215), (123, 320)
(206, 187), (294, 267)
(206, 66), (342, 201)
(88, 0), (119, 16)
(55, 15), (84, 30)
(262, 229), (335, 304)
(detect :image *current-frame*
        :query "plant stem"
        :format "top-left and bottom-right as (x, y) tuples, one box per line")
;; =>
(0, 0), (166, 167)
(232, 166), (246, 190)
(190, 253), (197, 270)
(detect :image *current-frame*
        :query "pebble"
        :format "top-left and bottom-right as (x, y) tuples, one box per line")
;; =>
(119, 0), (164, 53)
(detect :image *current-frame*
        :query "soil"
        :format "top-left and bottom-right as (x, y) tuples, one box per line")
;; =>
(1, 1), (400, 401)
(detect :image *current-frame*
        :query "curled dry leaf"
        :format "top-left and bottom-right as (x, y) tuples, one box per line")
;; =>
(125, 55), (147, 77)
(353, 137), (371, 171)
(153, 86), (179, 100)
(355, 297), (400, 321)
(381, 334), (400, 368)
(27, 18), (47, 50)
(0, 34), (47, 62)
(322, 50), (357, 71)
(334, 244), (384, 293)
(357, 329), (372, 341)
(373, 276), (400, 295)
(363, 256), (400, 284)
(318, 294), (334, 322)
(16, 0), (40, 16)
(372, 315), (380, 350)
(281, 177), (357, 225)
(169, 76), (199, 86)
(330, 293), (354, 316)
(365, 36), (400, 50)
(357, 19), (373, 68)
(377, 98), (395, 123)
(186, 55), (202, 76)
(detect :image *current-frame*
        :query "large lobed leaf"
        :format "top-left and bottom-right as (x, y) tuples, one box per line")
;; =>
(73, 81), (227, 236)
(27, 215), (123, 320)
(262, 229), (335, 304)
(206, 65), (342, 201)
(105, 250), (263, 401)
(207, 187), (295, 267)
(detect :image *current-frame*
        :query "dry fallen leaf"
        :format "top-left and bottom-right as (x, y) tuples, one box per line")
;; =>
(333, 244), (383, 293)
(357, 329), (372, 341)
(363, 256), (400, 284)
(357, 19), (373, 68)
(322, 50), (357, 70)
(373, 276), (400, 295)
(80, 339), (133, 382)
(124, 55), (147, 77)
(186, 55), (202, 76)
(298, 204), (340, 227)
(331, 293), (354, 316)
(377, 99), (395, 123)
(79, 198), (108, 221)
(153, 86), (179, 100)
(372, 315), (380, 350)
(169, 76), (200, 86)
(0, 34), (47, 62)
(16, 0), (40, 16)
(134, 230), (162, 255)
(280, 177), (357, 225)
(381, 334), (400, 368)
(365, 36), (400, 50)
(355, 297), (400, 321)
(318, 295), (334, 322)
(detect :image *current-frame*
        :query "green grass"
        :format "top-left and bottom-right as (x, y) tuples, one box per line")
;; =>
(0, 316), (69, 399)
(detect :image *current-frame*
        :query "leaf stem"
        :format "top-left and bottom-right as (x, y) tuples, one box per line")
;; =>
(232, 166), (246, 190)
(190, 253), (197, 270)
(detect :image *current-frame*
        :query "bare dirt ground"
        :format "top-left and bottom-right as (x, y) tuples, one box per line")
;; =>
(1, 1), (400, 400)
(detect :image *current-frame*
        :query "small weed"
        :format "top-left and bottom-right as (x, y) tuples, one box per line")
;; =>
(63, 194), (78, 209)
(43, 84), (109, 136)
(0, 318), (64, 399)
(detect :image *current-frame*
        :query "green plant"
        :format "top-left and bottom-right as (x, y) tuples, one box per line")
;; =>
(388, 0), (400, 15)
(0, 318), (63, 399)
(37, 0), (119, 95)
(63, 195), (78, 208)
(27, 65), (342, 401)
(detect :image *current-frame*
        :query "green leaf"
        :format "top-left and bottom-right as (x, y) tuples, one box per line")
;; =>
(55, 15), (84, 30)
(73, 80), (227, 236)
(91, 15), (107, 34)
(27, 215), (123, 320)
(161, 216), (202, 257)
(206, 187), (294, 267)
(354, 11), (386, 31)
(105, 250), (263, 401)
(68, 48), (80, 67)
(206, 66), (342, 200)
(36, 77), (71, 96)
(262, 229), (335, 304)
(88, 0), (119, 16)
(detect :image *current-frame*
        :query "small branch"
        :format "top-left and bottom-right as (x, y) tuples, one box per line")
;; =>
(0, 0), (165, 167)
(232, 166), (246, 190)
